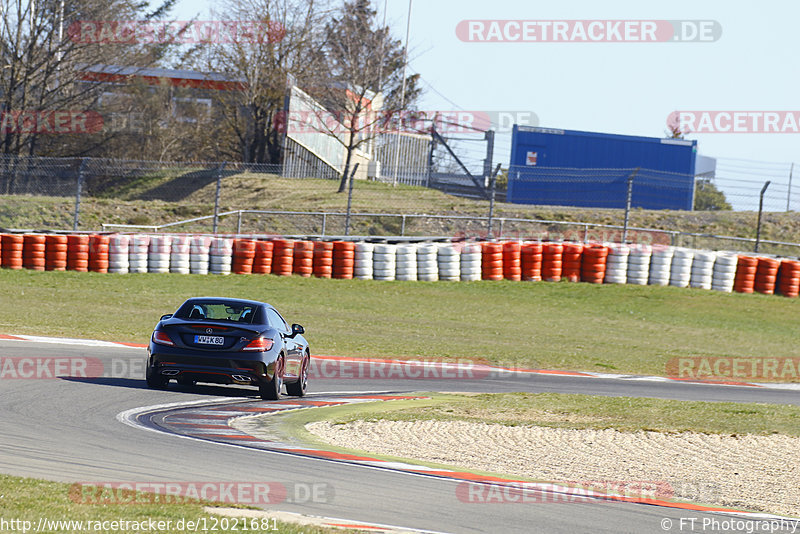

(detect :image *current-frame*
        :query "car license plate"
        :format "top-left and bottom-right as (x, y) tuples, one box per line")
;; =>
(194, 335), (224, 346)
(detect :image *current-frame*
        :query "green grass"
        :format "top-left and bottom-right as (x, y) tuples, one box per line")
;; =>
(1, 269), (799, 378)
(0, 474), (359, 533)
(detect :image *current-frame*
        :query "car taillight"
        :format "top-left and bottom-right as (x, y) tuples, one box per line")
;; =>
(241, 337), (274, 352)
(152, 330), (175, 346)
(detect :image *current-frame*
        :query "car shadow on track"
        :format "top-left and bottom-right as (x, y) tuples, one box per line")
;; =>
(59, 377), (262, 399)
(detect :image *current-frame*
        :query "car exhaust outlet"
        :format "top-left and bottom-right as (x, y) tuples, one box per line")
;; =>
(231, 374), (251, 383)
(161, 369), (180, 376)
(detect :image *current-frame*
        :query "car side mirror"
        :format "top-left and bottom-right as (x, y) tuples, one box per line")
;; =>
(160, 314), (173, 321)
(291, 324), (305, 337)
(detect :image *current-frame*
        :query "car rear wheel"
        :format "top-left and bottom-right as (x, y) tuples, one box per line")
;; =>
(146, 364), (168, 389)
(259, 358), (283, 400)
(286, 355), (308, 397)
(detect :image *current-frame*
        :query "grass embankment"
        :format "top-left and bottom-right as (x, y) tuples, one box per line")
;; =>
(1, 269), (798, 378)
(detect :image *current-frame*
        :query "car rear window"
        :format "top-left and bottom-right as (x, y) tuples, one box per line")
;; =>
(175, 302), (260, 323)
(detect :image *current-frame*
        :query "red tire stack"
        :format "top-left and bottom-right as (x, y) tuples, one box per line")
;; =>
(67, 235), (90, 272)
(581, 244), (608, 284)
(22, 234), (46, 271)
(733, 256), (758, 294)
(45, 235), (68, 271)
(271, 239), (294, 276)
(754, 257), (780, 295)
(561, 243), (584, 282)
(502, 241), (521, 281)
(521, 242), (543, 281)
(1, 234), (23, 269)
(88, 235), (110, 273)
(292, 240), (314, 277)
(777, 260), (800, 298)
(252, 241), (274, 274)
(542, 242), (563, 282)
(232, 239), (256, 275)
(313, 241), (334, 278)
(332, 241), (355, 279)
(481, 243), (503, 280)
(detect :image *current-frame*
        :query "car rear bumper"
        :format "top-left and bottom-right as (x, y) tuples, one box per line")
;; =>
(147, 344), (278, 385)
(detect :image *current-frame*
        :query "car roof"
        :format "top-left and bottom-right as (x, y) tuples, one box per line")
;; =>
(183, 297), (271, 308)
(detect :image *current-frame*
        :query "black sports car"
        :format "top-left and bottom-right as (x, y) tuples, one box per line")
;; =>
(146, 297), (310, 400)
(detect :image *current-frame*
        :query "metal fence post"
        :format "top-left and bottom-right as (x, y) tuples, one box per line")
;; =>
(622, 167), (639, 243)
(212, 162), (226, 234)
(755, 180), (771, 252)
(487, 163), (501, 238)
(237, 210), (243, 234)
(321, 213), (327, 236)
(344, 163), (359, 236)
(401, 214), (406, 236)
(73, 158), (87, 231)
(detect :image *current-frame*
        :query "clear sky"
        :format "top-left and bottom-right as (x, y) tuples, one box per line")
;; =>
(174, 0), (800, 210)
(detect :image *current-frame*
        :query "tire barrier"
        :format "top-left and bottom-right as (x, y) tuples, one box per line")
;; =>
(581, 244), (608, 284)
(521, 242), (543, 281)
(711, 253), (737, 292)
(271, 239), (294, 277)
(395, 244), (418, 281)
(253, 240), (274, 274)
(648, 245), (674, 286)
(232, 239), (256, 275)
(170, 235), (191, 275)
(292, 240), (314, 277)
(45, 235), (68, 271)
(733, 256), (758, 294)
(417, 244), (439, 282)
(502, 241), (522, 282)
(128, 234), (150, 274)
(89, 234), (110, 273)
(372, 243), (396, 281)
(604, 244), (629, 284)
(777, 260), (800, 298)
(354, 242), (374, 280)
(460, 243), (482, 281)
(148, 235), (171, 274)
(626, 244), (651, 286)
(67, 234), (90, 272)
(754, 257), (780, 295)
(438, 244), (461, 281)
(332, 241), (355, 279)
(209, 237), (233, 275)
(689, 251), (716, 290)
(561, 243), (583, 282)
(669, 248), (694, 288)
(1, 234), (22, 269)
(189, 236), (211, 275)
(481, 243), (503, 281)
(542, 242), (563, 282)
(312, 241), (333, 278)
(22, 234), (46, 271)
(109, 234), (130, 274)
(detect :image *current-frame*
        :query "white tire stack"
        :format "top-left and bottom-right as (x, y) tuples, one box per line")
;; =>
(669, 247), (694, 287)
(416, 244), (439, 281)
(711, 253), (738, 292)
(689, 251), (716, 290)
(648, 245), (674, 286)
(209, 237), (233, 275)
(372, 244), (397, 281)
(170, 235), (191, 274)
(108, 234), (130, 274)
(604, 244), (629, 284)
(190, 236), (211, 275)
(626, 244), (651, 285)
(395, 244), (418, 281)
(437, 244), (461, 281)
(148, 235), (172, 273)
(354, 242), (374, 280)
(460, 243), (482, 281)
(128, 234), (150, 273)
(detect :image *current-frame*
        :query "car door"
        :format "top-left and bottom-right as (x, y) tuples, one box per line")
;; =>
(266, 307), (302, 379)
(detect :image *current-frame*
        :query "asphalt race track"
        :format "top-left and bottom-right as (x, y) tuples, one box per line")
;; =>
(1, 339), (798, 533)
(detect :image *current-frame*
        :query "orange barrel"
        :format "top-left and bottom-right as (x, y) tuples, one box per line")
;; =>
(481, 242), (503, 280)
(521, 242), (543, 281)
(88, 234), (110, 273)
(67, 234), (90, 272)
(231, 239), (256, 275)
(754, 257), (780, 295)
(271, 239), (294, 276)
(502, 241), (521, 281)
(313, 241), (334, 278)
(252, 240), (274, 274)
(1, 234), (23, 269)
(561, 243), (584, 282)
(292, 240), (314, 277)
(45, 235), (69, 271)
(581, 244), (609, 284)
(777, 260), (800, 298)
(332, 241), (355, 279)
(733, 255), (758, 294)
(22, 234), (46, 271)
(541, 242), (563, 282)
